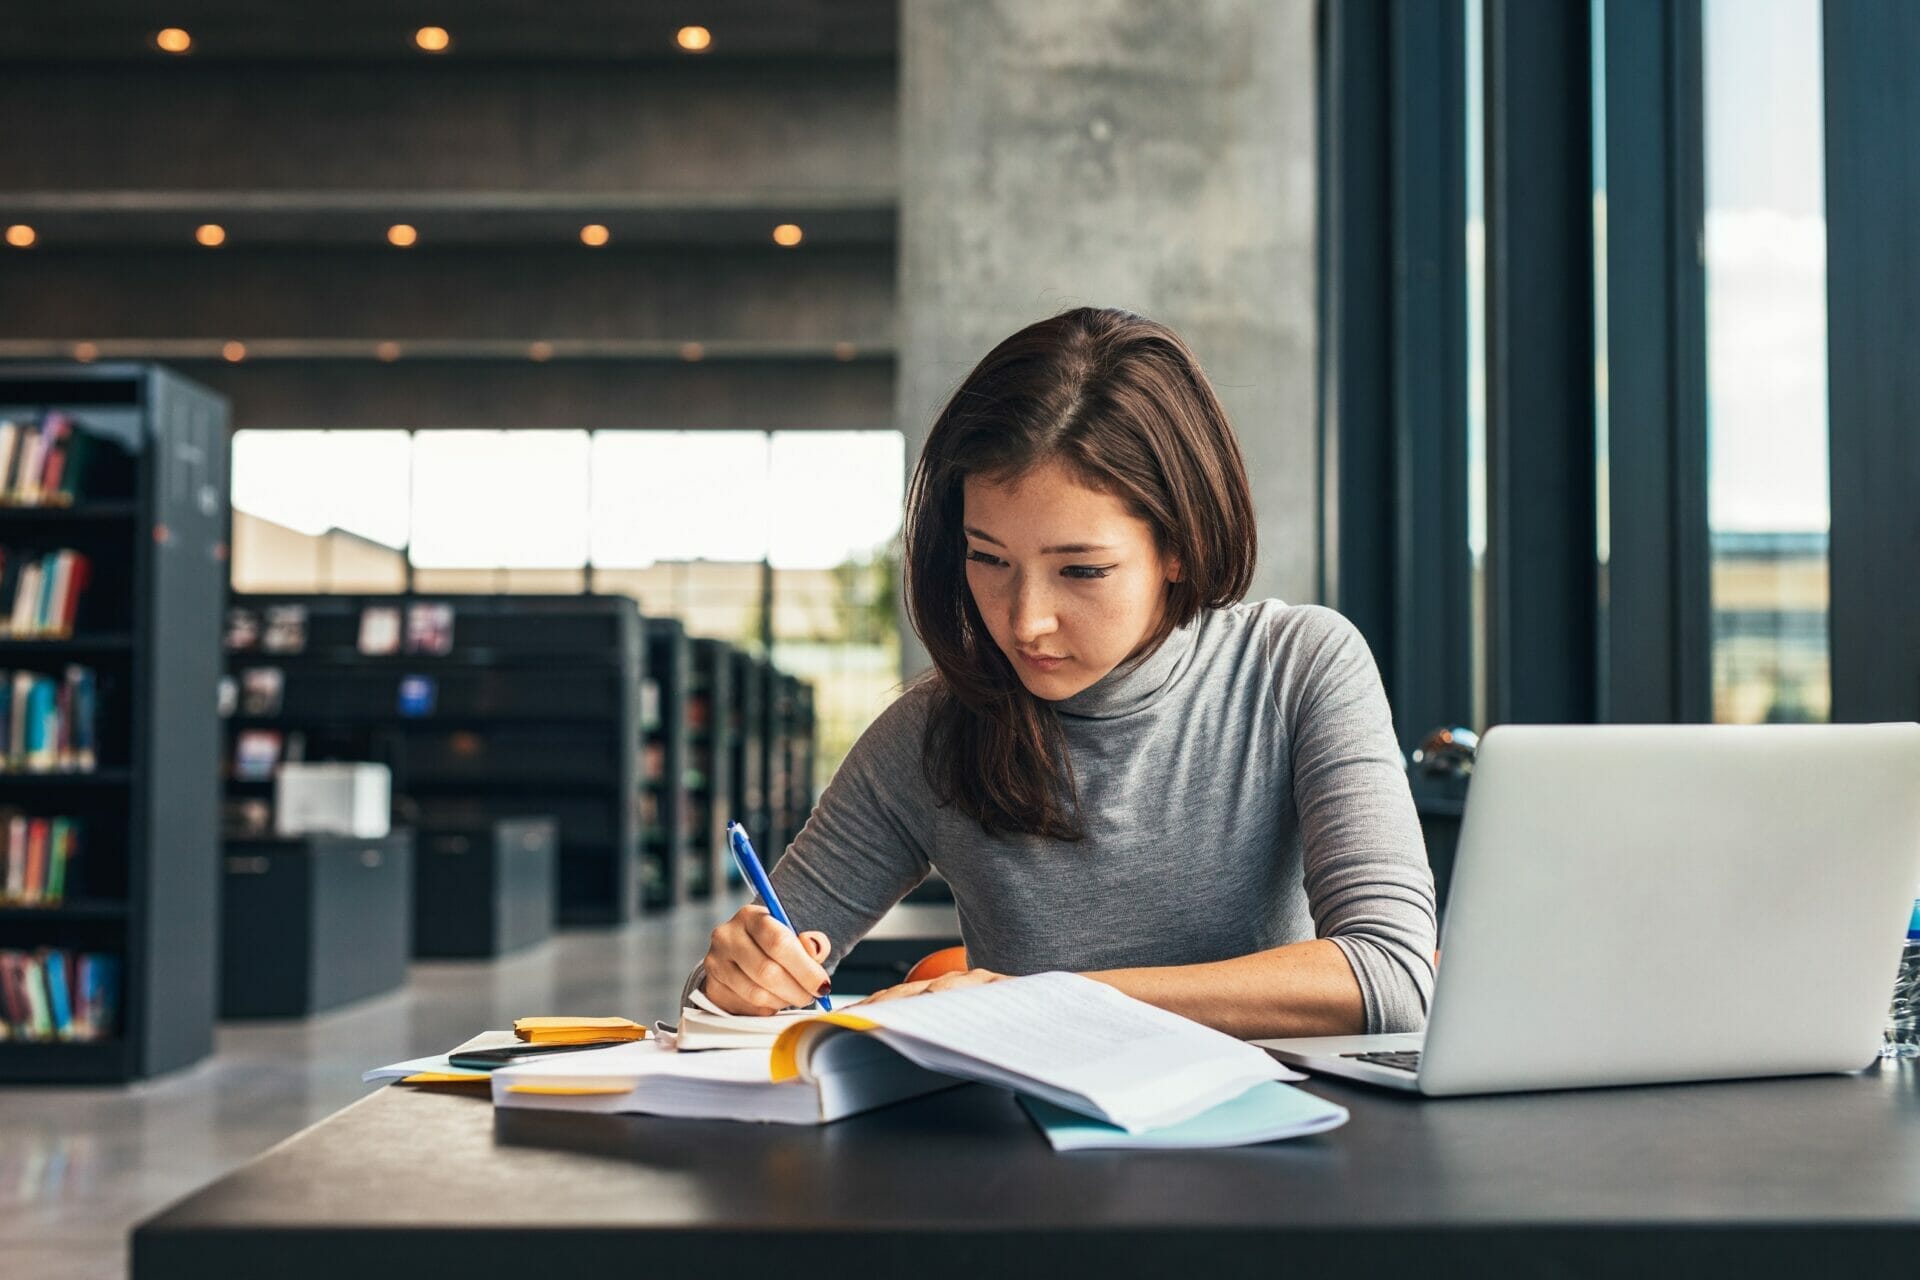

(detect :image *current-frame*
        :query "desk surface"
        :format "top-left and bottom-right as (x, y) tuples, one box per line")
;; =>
(133, 1059), (1920, 1278)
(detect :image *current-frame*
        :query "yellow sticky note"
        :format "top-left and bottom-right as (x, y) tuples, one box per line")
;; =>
(513, 1016), (646, 1044)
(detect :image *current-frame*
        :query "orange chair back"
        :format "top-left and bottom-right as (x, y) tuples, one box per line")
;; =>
(904, 945), (969, 984)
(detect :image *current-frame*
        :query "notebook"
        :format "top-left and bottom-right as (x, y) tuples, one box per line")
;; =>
(498, 972), (1303, 1134)
(660, 990), (867, 1052)
(1019, 1080), (1348, 1150)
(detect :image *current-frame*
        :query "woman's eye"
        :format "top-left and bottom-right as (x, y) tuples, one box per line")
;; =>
(1063, 565), (1115, 580)
(965, 548), (1004, 567)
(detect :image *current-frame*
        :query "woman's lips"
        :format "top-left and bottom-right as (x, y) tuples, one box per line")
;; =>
(1018, 650), (1068, 672)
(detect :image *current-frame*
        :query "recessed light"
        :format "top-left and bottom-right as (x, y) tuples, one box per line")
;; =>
(679, 342), (706, 362)
(772, 223), (803, 247)
(222, 341), (247, 363)
(72, 342), (99, 363)
(580, 224), (610, 247)
(677, 26), (712, 52)
(388, 224), (418, 247)
(375, 342), (402, 363)
(415, 27), (451, 53)
(833, 342), (858, 362)
(5, 225), (36, 249)
(528, 341), (554, 362)
(155, 28), (192, 54)
(196, 224), (226, 247)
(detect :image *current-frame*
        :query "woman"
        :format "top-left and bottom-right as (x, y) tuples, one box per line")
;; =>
(693, 307), (1435, 1039)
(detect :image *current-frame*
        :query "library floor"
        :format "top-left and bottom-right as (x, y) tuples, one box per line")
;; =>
(0, 894), (746, 1280)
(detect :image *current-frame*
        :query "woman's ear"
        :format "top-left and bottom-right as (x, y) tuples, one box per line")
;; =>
(1166, 556), (1183, 584)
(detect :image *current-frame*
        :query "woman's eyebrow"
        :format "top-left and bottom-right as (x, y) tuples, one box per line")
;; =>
(963, 525), (1114, 555)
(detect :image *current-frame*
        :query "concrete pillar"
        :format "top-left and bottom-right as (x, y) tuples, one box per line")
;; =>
(897, 0), (1320, 672)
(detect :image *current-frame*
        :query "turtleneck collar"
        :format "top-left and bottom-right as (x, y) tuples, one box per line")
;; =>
(1050, 613), (1200, 720)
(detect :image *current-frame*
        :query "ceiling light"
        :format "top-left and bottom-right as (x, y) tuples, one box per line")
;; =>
(528, 341), (554, 362)
(772, 223), (803, 247)
(155, 28), (192, 54)
(374, 342), (401, 363)
(677, 26), (712, 52)
(388, 224), (418, 247)
(580, 224), (610, 247)
(5, 225), (36, 249)
(679, 342), (705, 362)
(415, 27), (451, 53)
(72, 342), (99, 363)
(222, 341), (247, 363)
(833, 342), (858, 361)
(196, 224), (226, 247)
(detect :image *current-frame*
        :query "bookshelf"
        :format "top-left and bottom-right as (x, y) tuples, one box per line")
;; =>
(640, 617), (689, 908)
(0, 362), (227, 1082)
(222, 594), (644, 925)
(726, 648), (767, 889)
(685, 637), (734, 900)
(766, 671), (819, 860)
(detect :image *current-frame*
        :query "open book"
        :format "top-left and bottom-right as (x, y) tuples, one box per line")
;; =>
(496, 972), (1304, 1135)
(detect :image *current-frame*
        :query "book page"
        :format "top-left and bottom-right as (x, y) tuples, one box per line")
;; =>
(837, 972), (1297, 1131)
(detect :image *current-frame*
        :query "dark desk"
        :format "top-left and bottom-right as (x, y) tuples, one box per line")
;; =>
(133, 1059), (1920, 1277)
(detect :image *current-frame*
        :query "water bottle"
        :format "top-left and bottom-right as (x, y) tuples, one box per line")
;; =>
(1882, 891), (1920, 1059)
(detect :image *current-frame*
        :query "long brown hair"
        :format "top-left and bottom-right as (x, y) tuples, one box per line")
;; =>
(904, 307), (1257, 840)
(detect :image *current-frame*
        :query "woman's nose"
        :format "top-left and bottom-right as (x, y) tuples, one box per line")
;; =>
(1009, 575), (1057, 644)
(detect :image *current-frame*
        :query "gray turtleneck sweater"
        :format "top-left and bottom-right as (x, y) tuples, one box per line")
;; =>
(713, 600), (1437, 1034)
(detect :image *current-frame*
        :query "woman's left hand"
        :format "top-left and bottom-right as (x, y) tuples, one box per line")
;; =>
(861, 968), (1009, 1005)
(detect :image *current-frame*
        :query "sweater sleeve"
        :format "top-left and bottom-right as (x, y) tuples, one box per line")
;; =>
(1274, 606), (1438, 1034)
(678, 681), (936, 1011)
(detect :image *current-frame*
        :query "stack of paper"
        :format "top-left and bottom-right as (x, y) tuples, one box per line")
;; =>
(497, 973), (1310, 1140)
(362, 1031), (516, 1085)
(492, 1036), (954, 1124)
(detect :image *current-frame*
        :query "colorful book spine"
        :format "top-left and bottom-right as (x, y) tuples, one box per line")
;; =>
(0, 414), (88, 507)
(0, 549), (90, 638)
(0, 666), (99, 774)
(0, 948), (118, 1041)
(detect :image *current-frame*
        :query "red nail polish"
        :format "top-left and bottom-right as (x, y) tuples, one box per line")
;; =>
(817, 980), (832, 997)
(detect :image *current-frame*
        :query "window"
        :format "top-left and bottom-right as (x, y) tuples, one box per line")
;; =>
(1703, 0), (1829, 723)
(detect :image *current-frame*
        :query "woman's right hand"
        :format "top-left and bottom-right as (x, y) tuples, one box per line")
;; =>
(700, 905), (833, 1015)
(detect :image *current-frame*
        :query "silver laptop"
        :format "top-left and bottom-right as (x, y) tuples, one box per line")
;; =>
(1258, 723), (1920, 1095)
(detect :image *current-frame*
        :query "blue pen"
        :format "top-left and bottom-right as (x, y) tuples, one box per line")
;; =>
(726, 821), (832, 1011)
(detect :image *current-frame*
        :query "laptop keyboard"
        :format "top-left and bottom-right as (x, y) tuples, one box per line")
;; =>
(1341, 1050), (1422, 1073)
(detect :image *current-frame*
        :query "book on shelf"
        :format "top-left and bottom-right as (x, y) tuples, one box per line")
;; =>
(238, 666), (284, 717)
(397, 674), (437, 718)
(224, 605), (261, 652)
(0, 548), (91, 638)
(0, 948), (118, 1042)
(0, 811), (80, 904)
(357, 606), (401, 656)
(223, 796), (272, 838)
(404, 602), (455, 655)
(0, 414), (96, 508)
(260, 604), (308, 654)
(232, 729), (284, 782)
(0, 665), (98, 773)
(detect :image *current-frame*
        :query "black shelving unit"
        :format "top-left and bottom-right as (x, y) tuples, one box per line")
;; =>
(221, 594), (644, 926)
(685, 637), (733, 901)
(726, 648), (766, 890)
(0, 361), (227, 1082)
(640, 617), (689, 908)
(765, 670), (818, 861)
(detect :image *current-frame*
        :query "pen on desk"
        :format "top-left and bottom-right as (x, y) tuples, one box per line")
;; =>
(726, 821), (832, 1012)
